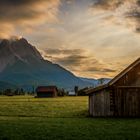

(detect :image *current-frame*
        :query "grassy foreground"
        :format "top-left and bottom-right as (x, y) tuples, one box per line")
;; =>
(0, 96), (139, 140)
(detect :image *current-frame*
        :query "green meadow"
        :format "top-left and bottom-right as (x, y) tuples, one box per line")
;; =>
(0, 96), (140, 140)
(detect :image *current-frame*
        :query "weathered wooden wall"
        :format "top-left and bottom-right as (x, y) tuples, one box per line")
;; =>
(114, 87), (140, 117)
(89, 61), (140, 117)
(89, 86), (140, 117)
(113, 63), (140, 87)
(89, 89), (112, 117)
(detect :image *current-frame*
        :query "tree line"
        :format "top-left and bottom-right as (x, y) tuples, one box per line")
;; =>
(0, 86), (91, 96)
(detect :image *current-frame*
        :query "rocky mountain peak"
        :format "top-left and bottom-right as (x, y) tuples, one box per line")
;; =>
(0, 37), (93, 90)
(0, 37), (43, 72)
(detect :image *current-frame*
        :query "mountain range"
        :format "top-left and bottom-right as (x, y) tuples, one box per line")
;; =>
(0, 38), (110, 91)
(79, 77), (111, 87)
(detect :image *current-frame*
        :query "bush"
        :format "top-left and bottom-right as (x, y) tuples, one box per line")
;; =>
(57, 88), (68, 96)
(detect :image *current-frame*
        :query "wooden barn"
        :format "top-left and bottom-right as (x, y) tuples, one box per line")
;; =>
(87, 58), (140, 117)
(36, 86), (58, 98)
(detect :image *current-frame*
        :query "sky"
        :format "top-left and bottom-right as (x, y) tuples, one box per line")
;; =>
(0, 0), (140, 78)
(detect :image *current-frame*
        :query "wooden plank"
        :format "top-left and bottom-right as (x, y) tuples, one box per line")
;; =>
(90, 85), (140, 117)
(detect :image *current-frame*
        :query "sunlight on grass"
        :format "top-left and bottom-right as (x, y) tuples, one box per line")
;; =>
(0, 96), (88, 118)
(0, 96), (139, 140)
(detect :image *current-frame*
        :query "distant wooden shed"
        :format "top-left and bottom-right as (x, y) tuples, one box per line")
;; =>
(87, 58), (140, 117)
(36, 86), (58, 98)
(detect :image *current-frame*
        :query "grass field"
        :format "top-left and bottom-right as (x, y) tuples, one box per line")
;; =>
(0, 96), (140, 140)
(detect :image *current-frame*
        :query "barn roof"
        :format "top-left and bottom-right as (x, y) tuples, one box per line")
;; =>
(86, 84), (108, 94)
(37, 86), (57, 89)
(108, 57), (140, 85)
(86, 57), (140, 95)
(36, 86), (58, 92)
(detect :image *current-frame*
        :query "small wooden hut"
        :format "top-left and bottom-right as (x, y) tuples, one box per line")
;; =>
(36, 86), (58, 98)
(87, 58), (140, 117)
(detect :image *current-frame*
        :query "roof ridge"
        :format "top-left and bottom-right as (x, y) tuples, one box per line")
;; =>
(108, 57), (140, 85)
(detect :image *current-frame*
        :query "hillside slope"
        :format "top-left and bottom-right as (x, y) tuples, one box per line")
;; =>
(0, 38), (92, 90)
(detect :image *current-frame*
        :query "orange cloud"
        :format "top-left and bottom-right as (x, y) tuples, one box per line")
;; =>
(0, 0), (60, 38)
(39, 47), (117, 78)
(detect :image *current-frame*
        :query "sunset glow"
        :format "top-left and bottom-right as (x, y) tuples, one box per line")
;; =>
(0, 0), (140, 78)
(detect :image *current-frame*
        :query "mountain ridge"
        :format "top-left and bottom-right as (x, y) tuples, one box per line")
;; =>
(0, 38), (93, 91)
(79, 77), (111, 87)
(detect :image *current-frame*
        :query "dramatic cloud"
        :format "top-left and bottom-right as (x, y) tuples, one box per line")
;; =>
(0, 0), (60, 38)
(87, 67), (116, 73)
(44, 48), (83, 55)
(40, 48), (117, 78)
(93, 0), (123, 10)
(43, 48), (90, 67)
(0, 0), (139, 78)
(53, 55), (88, 66)
(0, 0), (60, 22)
(92, 0), (140, 33)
